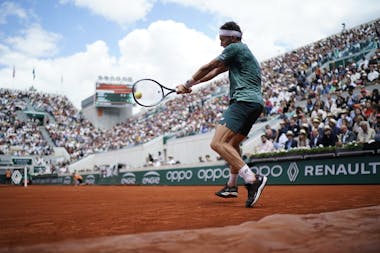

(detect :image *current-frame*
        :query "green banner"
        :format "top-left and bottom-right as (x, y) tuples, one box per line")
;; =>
(31, 154), (380, 185)
(249, 156), (379, 185)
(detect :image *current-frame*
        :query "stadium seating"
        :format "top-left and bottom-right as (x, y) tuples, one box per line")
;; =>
(1, 19), (379, 173)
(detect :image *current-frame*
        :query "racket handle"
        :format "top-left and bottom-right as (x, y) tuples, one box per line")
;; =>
(176, 85), (191, 94)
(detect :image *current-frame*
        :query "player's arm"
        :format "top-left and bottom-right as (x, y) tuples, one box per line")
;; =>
(177, 58), (228, 94)
(191, 58), (228, 84)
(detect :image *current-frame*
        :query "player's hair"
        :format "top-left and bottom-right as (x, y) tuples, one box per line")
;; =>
(220, 21), (242, 40)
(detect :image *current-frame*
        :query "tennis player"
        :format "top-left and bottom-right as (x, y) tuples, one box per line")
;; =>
(176, 21), (267, 208)
(72, 171), (83, 186)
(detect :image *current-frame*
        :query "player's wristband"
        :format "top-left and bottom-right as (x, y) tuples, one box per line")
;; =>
(184, 79), (195, 89)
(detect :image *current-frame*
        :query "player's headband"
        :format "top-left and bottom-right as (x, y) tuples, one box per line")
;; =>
(219, 29), (242, 37)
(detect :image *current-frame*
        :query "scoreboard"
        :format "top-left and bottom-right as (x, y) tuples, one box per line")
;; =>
(95, 83), (133, 107)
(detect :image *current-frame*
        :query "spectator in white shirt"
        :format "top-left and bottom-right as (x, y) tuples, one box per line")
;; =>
(367, 65), (379, 82)
(255, 134), (275, 154)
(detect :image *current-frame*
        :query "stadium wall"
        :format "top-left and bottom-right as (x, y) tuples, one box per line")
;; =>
(66, 114), (280, 172)
(165, 132), (219, 163)
(81, 103), (133, 130)
(67, 133), (219, 172)
(28, 152), (380, 185)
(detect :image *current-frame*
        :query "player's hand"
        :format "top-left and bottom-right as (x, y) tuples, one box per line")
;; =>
(176, 84), (192, 94)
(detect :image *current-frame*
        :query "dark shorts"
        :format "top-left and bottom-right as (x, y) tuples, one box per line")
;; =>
(219, 101), (263, 136)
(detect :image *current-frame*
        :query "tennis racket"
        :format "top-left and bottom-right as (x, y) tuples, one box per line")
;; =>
(132, 78), (177, 107)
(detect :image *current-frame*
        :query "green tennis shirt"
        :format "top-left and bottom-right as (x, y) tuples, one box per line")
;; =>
(217, 42), (263, 105)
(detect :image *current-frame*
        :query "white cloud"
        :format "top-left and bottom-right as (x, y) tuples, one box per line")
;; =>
(36, 41), (118, 106)
(118, 20), (219, 87)
(5, 24), (61, 58)
(1, 0), (379, 110)
(61, 0), (156, 26)
(164, 0), (380, 60)
(0, 40), (118, 108)
(0, 20), (220, 108)
(0, 1), (28, 24)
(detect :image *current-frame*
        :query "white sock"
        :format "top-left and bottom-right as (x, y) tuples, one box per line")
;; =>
(238, 164), (255, 184)
(227, 173), (238, 187)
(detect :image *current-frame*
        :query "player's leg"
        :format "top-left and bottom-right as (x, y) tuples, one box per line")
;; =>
(236, 102), (268, 208)
(211, 124), (266, 205)
(214, 132), (245, 198)
(210, 124), (245, 172)
(210, 101), (257, 179)
(212, 101), (267, 207)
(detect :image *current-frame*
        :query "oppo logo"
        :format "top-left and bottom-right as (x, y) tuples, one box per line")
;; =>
(166, 170), (193, 182)
(197, 168), (230, 182)
(250, 165), (283, 178)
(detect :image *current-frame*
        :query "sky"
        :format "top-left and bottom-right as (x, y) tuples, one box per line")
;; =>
(0, 0), (379, 109)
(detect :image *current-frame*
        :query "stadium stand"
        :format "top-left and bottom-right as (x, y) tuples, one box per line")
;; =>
(0, 18), (379, 175)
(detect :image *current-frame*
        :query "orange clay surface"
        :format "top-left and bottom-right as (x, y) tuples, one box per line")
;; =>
(0, 185), (379, 248)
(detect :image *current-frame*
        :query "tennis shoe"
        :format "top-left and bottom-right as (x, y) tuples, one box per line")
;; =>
(215, 184), (238, 198)
(245, 175), (268, 208)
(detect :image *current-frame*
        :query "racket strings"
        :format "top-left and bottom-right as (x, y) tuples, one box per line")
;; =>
(133, 80), (166, 107)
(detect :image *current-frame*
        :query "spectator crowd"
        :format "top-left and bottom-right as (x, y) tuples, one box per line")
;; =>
(1, 19), (379, 164)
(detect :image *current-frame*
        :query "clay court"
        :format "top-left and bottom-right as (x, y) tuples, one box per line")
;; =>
(0, 185), (379, 252)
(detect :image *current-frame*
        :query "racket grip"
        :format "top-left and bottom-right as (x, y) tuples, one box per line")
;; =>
(175, 85), (190, 94)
